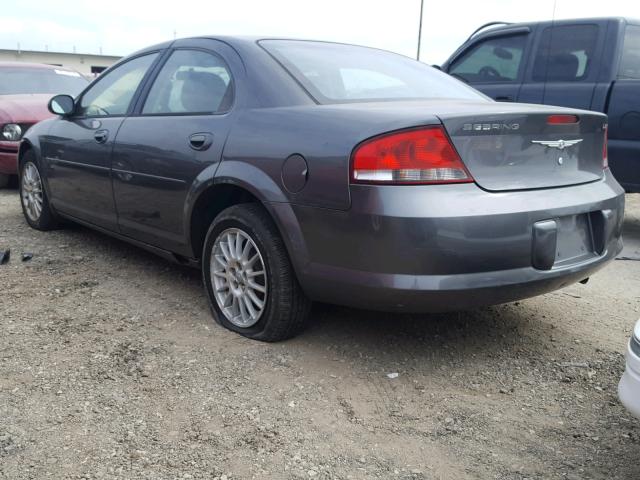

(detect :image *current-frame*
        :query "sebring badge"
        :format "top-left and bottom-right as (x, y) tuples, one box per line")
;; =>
(530, 138), (583, 150)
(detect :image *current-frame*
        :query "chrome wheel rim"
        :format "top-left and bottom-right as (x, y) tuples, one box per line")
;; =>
(21, 162), (43, 222)
(211, 228), (267, 328)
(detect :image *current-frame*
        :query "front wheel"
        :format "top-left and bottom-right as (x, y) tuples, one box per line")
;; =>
(202, 204), (311, 342)
(19, 152), (60, 230)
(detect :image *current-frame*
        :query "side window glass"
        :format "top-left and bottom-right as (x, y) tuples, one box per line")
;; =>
(142, 50), (233, 115)
(449, 35), (527, 83)
(532, 25), (599, 82)
(78, 53), (158, 116)
(619, 25), (640, 80)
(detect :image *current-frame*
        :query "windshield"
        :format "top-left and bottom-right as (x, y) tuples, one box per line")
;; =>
(0, 67), (88, 96)
(260, 40), (487, 104)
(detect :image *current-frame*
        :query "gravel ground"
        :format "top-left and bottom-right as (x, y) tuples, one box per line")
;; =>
(1, 189), (639, 480)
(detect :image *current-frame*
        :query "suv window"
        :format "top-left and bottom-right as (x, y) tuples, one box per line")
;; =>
(449, 34), (527, 83)
(532, 25), (599, 82)
(619, 25), (640, 80)
(142, 50), (233, 115)
(78, 53), (158, 117)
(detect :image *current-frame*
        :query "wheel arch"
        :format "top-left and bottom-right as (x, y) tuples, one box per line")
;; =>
(17, 138), (54, 198)
(186, 170), (311, 290)
(188, 181), (261, 261)
(17, 140), (34, 170)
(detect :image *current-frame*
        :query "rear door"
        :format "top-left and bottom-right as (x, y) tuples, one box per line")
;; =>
(43, 53), (159, 230)
(111, 39), (239, 255)
(530, 23), (604, 109)
(446, 30), (531, 102)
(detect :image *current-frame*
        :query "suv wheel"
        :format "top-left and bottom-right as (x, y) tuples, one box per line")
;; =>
(202, 204), (311, 341)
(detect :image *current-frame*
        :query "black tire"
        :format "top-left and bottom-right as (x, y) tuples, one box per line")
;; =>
(19, 151), (60, 231)
(202, 203), (311, 342)
(0, 173), (9, 189)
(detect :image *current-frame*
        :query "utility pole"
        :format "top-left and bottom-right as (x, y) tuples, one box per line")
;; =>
(417, 0), (424, 61)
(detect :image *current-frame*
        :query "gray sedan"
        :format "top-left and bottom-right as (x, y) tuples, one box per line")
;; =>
(18, 37), (624, 341)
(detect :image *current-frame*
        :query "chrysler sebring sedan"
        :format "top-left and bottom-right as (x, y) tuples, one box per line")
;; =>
(18, 37), (624, 341)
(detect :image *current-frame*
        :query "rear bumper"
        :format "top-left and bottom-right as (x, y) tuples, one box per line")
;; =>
(619, 337), (640, 419)
(297, 246), (621, 311)
(0, 141), (19, 175)
(279, 170), (625, 311)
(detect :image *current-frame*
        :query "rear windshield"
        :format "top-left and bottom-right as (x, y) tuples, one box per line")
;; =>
(0, 67), (88, 96)
(260, 40), (487, 104)
(619, 25), (640, 80)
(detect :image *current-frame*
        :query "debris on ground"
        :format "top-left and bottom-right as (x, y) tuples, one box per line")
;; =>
(1, 190), (639, 479)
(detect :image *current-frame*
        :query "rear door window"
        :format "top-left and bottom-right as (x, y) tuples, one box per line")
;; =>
(448, 34), (527, 83)
(619, 25), (640, 79)
(532, 25), (599, 82)
(142, 49), (233, 115)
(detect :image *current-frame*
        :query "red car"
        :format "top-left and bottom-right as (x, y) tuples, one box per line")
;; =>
(0, 62), (88, 187)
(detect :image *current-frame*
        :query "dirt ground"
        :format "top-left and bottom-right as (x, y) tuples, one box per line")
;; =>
(1, 189), (639, 480)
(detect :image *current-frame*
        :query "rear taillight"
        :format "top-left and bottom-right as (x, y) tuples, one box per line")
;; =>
(351, 126), (473, 184)
(603, 124), (608, 169)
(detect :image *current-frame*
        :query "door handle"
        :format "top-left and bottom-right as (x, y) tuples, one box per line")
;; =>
(189, 133), (213, 151)
(94, 129), (109, 144)
(494, 95), (513, 102)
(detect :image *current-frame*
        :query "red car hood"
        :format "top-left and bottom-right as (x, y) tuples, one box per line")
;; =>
(0, 94), (54, 125)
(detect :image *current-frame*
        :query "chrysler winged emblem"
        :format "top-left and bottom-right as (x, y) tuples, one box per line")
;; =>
(531, 139), (583, 150)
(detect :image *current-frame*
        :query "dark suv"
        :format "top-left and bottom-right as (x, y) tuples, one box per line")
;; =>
(442, 17), (640, 192)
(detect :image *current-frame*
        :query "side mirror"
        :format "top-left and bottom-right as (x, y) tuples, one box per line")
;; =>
(48, 94), (75, 116)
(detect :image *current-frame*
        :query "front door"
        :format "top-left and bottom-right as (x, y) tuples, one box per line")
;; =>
(43, 53), (159, 230)
(111, 44), (237, 254)
(446, 32), (530, 102)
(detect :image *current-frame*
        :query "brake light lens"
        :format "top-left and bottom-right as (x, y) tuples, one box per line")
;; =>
(351, 126), (473, 184)
(602, 124), (608, 169)
(547, 114), (579, 124)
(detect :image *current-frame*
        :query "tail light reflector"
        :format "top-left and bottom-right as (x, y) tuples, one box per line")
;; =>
(547, 114), (579, 124)
(351, 126), (473, 184)
(603, 124), (608, 169)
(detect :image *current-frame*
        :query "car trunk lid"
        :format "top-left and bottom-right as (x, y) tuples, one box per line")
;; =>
(439, 111), (607, 191)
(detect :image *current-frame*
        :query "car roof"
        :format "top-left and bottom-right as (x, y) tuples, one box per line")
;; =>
(471, 16), (640, 39)
(132, 36), (388, 55)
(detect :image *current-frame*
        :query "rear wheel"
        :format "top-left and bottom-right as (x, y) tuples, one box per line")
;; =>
(202, 204), (311, 342)
(19, 152), (60, 231)
(0, 174), (9, 188)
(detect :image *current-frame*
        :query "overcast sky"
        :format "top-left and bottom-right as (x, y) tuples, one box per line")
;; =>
(0, 0), (636, 64)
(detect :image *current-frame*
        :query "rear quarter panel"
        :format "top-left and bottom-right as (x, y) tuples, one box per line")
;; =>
(221, 105), (441, 210)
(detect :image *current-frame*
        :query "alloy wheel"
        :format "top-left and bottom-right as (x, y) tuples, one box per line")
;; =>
(21, 162), (44, 222)
(211, 228), (268, 328)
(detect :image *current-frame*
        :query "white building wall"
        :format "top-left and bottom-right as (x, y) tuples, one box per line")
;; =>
(0, 49), (121, 77)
